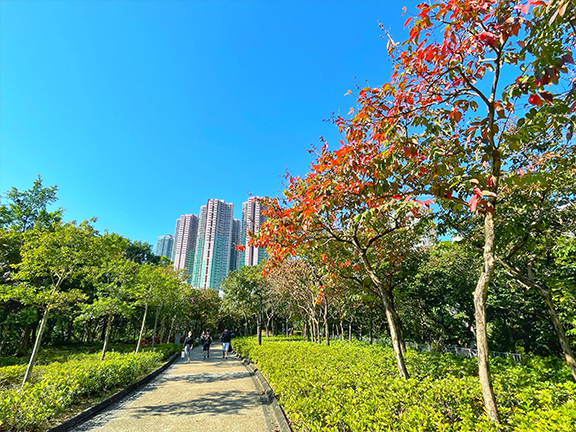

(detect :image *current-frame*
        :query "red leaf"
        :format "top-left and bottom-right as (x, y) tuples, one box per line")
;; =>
(528, 94), (542, 106)
(468, 195), (480, 212)
(478, 32), (496, 47)
(515, 3), (530, 14)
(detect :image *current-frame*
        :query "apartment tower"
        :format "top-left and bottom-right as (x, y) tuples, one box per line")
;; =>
(241, 198), (266, 267)
(155, 234), (174, 260)
(172, 214), (199, 283)
(191, 199), (234, 289)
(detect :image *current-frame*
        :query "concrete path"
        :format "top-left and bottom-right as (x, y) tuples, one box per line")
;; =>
(73, 343), (280, 432)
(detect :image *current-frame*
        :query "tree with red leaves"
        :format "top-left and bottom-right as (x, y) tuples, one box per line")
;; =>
(333, 0), (575, 423)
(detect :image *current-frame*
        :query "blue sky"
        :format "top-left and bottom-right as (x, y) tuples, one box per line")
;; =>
(1, 0), (413, 249)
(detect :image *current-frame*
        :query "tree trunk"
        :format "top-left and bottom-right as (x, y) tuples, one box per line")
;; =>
(340, 319), (344, 341)
(474, 211), (500, 423)
(498, 257), (576, 382)
(168, 315), (176, 344)
(537, 285), (576, 381)
(151, 304), (161, 349)
(303, 321), (307, 341)
(159, 315), (166, 344)
(369, 311), (373, 345)
(380, 288), (410, 379)
(324, 302), (330, 346)
(101, 314), (114, 361)
(359, 250), (409, 378)
(348, 321), (352, 342)
(135, 301), (148, 354)
(22, 308), (49, 386)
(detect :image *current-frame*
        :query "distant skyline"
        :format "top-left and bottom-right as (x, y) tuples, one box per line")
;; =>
(1, 0), (413, 247)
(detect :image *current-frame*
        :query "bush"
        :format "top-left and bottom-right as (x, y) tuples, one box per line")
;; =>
(234, 337), (576, 431)
(0, 351), (165, 431)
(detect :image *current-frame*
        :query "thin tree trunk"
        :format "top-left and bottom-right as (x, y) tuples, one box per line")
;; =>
(359, 250), (409, 379)
(340, 319), (344, 341)
(381, 288), (410, 378)
(324, 302), (330, 346)
(22, 308), (49, 386)
(167, 315), (176, 344)
(369, 311), (373, 345)
(135, 301), (148, 354)
(101, 314), (114, 361)
(498, 257), (576, 382)
(159, 315), (166, 344)
(348, 321), (352, 342)
(152, 304), (161, 349)
(474, 211), (500, 423)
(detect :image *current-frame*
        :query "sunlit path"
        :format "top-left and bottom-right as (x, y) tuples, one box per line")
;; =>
(74, 343), (277, 432)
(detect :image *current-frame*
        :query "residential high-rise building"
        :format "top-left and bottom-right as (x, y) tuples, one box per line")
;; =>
(172, 214), (199, 283)
(155, 234), (173, 260)
(241, 198), (266, 267)
(229, 218), (241, 272)
(191, 199), (234, 289)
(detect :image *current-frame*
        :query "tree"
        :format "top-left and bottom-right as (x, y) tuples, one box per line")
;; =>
(80, 249), (138, 360)
(0, 175), (63, 233)
(0, 176), (64, 356)
(12, 220), (101, 385)
(221, 264), (266, 336)
(253, 173), (433, 377)
(126, 240), (160, 265)
(332, 0), (575, 421)
(133, 263), (178, 353)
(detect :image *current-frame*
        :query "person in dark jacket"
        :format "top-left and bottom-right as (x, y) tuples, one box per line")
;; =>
(183, 331), (194, 363)
(201, 330), (212, 359)
(221, 329), (232, 359)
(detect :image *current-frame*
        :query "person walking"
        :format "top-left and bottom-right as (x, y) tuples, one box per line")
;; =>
(201, 330), (212, 359)
(183, 331), (194, 363)
(221, 329), (232, 359)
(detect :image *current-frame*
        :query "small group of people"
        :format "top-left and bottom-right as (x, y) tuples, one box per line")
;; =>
(182, 329), (232, 362)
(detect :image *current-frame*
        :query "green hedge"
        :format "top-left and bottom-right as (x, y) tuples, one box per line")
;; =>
(233, 337), (576, 431)
(0, 348), (176, 432)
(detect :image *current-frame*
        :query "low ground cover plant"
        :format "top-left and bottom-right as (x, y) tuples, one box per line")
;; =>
(0, 343), (179, 431)
(234, 337), (576, 431)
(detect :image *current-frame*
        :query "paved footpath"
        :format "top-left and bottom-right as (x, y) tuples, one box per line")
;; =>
(73, 343), (280, 432)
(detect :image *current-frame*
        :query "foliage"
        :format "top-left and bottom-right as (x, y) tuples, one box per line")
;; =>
(0, 349), (171, 431)
(0, 175), (63, 233)
(234, 338), (576, 431)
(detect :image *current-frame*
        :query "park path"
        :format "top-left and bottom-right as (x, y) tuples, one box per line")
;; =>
(73, 342), (279, 432)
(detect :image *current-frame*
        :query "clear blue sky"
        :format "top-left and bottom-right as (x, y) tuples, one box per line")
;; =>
(1, 0), (413, 249)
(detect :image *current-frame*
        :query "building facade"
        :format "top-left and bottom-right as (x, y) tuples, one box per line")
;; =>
(155, 234), (174, 260)
(172, 214), (199, 283)
(229, 218), (241, 272)
(191, 199), (234, 289)
(241, 198), (266, 267)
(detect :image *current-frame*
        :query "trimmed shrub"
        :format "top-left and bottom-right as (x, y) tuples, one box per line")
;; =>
(0, 351), (165, 431)
(234, 337), (576, 431)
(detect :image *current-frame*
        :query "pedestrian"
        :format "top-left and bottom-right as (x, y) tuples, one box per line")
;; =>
(201, 330), (212, 359)
(183, 331), (194, 363)
(221, 328), (232, 359)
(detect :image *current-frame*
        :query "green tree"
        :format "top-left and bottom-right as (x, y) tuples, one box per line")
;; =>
(0, 175), (63, 232)
(12, 220), (101, 385)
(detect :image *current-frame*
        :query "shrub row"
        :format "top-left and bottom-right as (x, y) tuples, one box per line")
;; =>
(233, 337), (576, 431)
(0, 347), (177, 432)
